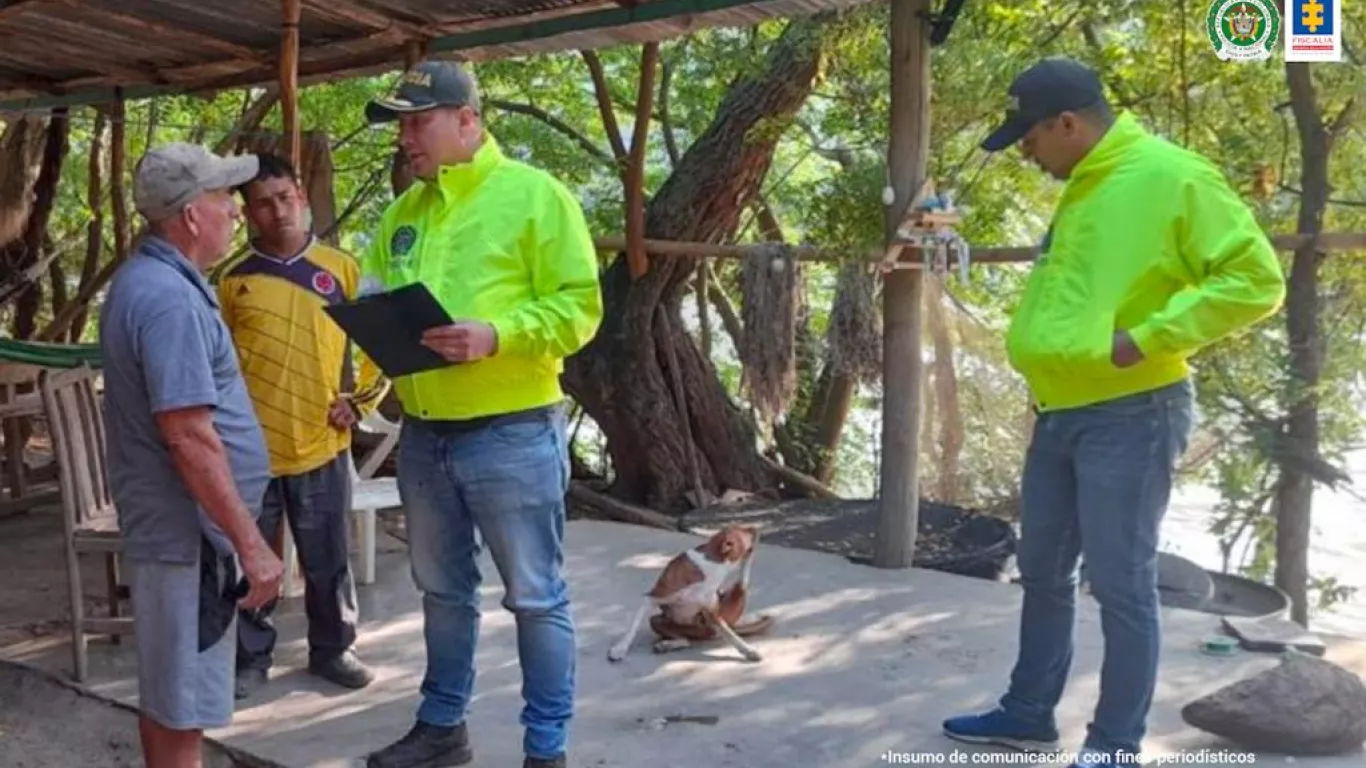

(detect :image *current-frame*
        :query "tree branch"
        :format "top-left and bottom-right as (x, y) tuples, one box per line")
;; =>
(659, 55), (680, 168)
(212, 85), (277, 155)
(1277, 184), (1366, 209)
(580, 49), (628, 170)
(1328, 96), (1357, 140)
(485, 98), (615, 168)
(795, 117), (854, 168)
(705, 264), (744, 351)
(1038, 4), (1084, 50)
(567, 481), (679, 530)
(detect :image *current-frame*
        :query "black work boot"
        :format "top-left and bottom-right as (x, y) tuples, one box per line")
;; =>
(524, 755), (567, 768)
(365, 721), (473, 768)
(309, 649), (375, 689)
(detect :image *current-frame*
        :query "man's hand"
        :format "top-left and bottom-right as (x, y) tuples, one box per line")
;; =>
(237, 537), (284, 610)
(155, 406), (284, 610)
(1111, 330), (1145, 368)
(422, 321), (498, 362)
(327, 396), (358, 430)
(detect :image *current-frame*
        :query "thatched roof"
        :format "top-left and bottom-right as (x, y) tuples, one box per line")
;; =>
(0, 0), (871, 111)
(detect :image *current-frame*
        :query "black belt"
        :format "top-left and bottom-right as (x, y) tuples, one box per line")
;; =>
(406, 405), (554, 436)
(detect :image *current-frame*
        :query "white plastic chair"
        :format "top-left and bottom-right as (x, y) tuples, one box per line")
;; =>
(281, 410), (402, 596)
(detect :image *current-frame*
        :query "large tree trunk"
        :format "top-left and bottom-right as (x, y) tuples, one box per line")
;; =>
(3, 112), (68, 339)
(68, 110), (107, 343)
(0, 115), (49, 253)
(563, 19), (834, 512)
(1274, 65), (1352, 626)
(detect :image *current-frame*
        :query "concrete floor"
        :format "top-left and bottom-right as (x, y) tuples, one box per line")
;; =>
(7, 519), (1366, 768)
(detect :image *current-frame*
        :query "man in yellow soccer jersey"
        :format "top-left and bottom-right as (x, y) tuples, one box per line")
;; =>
(214, 154), (388, 698)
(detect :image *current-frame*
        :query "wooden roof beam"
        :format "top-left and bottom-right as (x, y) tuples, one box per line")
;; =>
(0, 46), (158, 90)
(56, 1), (269, 63)
(0, 0), (47, 22)
(0, 0), (862, 110)
(302, 0), (428, 39)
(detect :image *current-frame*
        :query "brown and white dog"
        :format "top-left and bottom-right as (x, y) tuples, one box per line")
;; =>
(607, 524), (775, 663)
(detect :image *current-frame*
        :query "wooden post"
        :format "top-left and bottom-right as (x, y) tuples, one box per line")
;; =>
(280, 0), (302, 170)
(873, 0), (931, 568)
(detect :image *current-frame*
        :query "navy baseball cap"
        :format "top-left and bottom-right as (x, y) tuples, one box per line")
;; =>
(981, 57), (1106, 152)
(365, 60), (481, 124)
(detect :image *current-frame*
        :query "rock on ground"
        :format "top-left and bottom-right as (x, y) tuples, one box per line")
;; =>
(1181, 651), (1366, 755)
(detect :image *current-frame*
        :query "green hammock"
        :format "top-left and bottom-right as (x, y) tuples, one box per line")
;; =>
(0, 337), (102, 369)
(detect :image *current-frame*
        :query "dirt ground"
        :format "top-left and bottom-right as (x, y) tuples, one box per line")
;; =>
(0, 660), (271, 768)
(0, 490), (1011, 767)
(0, 500), (332, 767)
(0, 495), (117, 650)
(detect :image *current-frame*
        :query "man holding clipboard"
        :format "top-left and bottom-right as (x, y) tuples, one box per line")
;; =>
(352, 60), (603, 768)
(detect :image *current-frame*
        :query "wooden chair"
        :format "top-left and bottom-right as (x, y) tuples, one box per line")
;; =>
(39, 364), (130, 682)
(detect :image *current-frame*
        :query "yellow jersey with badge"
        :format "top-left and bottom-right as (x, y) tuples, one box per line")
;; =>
(212, 238), (388, 477)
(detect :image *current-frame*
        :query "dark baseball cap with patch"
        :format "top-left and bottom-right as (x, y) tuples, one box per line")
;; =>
(980, 57), (1106, 152)
(365, 60), (481, 124)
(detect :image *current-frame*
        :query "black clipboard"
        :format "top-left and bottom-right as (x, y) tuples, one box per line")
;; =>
(323, 282), (454, 378)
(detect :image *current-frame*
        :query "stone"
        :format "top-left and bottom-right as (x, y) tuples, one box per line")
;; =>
(1181, 651), (1366, 755)
(1223, 614), (1327, 656)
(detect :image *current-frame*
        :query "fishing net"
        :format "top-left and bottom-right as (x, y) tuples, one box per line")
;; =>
(825, 259), (882, 386)
(739, 243), (803, 424)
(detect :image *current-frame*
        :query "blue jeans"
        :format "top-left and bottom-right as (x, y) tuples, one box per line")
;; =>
(397, 406), (575, 760)
(1000, 380), (1194, 755)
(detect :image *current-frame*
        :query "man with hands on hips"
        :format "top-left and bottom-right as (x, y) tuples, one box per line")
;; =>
(941, 58), (1285, 767)
(359, 60), (603, 768)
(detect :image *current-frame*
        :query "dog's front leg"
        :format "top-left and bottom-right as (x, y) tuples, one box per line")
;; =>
(702, 608), (762, 662)
(607, 599), (652, 662)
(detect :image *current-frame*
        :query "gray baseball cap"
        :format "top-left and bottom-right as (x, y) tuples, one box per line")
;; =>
(133, 142), (259, 221)
(365, 60), (481, 124)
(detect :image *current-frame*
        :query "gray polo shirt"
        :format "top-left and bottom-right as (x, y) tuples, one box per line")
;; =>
(99, 235), (270, 564)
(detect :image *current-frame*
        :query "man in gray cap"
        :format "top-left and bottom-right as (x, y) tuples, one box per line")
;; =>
(359, 59), (602, 768)
(99, 142), (284, 768)
(941, 57), (1283, 767)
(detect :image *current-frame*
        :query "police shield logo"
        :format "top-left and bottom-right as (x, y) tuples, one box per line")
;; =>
(1206, 0), (1280, 60)
(389, 225), (417, 270)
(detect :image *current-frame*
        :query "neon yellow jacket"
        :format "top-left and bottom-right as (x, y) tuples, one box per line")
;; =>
(362, 135), (603, 420)
(1005, 112), (1285, 412)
